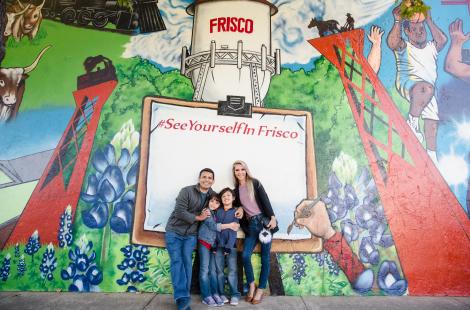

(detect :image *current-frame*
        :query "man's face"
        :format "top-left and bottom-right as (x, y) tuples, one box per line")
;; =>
(405, 22), (427, 45)
(198, 171), (214, 191)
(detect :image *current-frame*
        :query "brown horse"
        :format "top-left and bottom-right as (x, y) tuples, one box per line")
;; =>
(308, 18), (340, 37)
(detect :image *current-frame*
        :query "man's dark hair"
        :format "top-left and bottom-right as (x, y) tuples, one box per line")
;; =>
(199, 168), (215, 178)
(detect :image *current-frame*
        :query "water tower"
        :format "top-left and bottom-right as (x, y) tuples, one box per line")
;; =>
(181, 0), (281, 106)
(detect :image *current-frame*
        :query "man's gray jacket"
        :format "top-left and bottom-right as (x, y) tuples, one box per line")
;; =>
(165, 184), (216, 236)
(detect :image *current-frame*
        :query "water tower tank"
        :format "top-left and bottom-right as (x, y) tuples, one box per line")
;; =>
(181, 0), (281, 106)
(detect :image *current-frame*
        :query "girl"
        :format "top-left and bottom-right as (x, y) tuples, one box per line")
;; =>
(233, 160), (278, 305)
(198, 193), (239, 307)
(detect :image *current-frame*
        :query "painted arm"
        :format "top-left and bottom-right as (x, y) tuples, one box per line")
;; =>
(425, 11), (448, 52)
(387, 5), (406, 51)
(294, 200), (365, 284)
(445, 18), (470, 83)
(367, 26), (384, 74)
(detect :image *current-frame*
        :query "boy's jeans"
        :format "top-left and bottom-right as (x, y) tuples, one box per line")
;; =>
(214, 247), (241, 298)
(198, 244), (219, 298)
(165, 231), (197, 303)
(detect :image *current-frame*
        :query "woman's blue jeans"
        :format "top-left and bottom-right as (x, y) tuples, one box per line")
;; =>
(242, 217), (272, 289)
(214, 247), (241, 298)
(165, 231), (197, 302)
(198, 244), (219, 298)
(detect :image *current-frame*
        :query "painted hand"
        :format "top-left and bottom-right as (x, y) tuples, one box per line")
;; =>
(392, 4), (402, 21)
(449, 18), (470, 46)
(294, 199), (336, 240)
(367, 26), (384, 45)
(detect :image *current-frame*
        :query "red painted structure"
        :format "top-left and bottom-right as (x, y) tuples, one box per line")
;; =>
(309, 30), (470, 296)
(5, 79), (117, 246)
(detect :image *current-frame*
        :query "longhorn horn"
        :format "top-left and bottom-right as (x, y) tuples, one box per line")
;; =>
(13, 4), (30, 16)
(24, 45), (52, 74)
(17, 0), (25, 9)
(38, 0), (46, 10)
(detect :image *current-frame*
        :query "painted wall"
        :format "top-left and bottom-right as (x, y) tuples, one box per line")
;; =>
(0, 0), (469, 297)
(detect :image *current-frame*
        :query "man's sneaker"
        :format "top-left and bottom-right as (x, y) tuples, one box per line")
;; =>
(221, 295), (229, 304)
(202, 296), (218, 307)
(407, 118), (424, 143)
(229, 297), (239, 306)
(212, 294), (224, 306)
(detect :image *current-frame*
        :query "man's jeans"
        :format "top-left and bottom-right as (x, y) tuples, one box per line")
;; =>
(214, 247), (241, 298)
(198, 244), (219, 298)
(165, 231), (197, 303)
(241, 217), (272, 289)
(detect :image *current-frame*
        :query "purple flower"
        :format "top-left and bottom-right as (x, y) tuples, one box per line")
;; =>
(377, 260), (407, 296)
(352, 269), (373, 294)
(327, 198), (347, 223)
(343, 184), (359, 210)
(369, 221), (386, 245)
(359, 236), (379, 265)
(340, 219), (359, 244)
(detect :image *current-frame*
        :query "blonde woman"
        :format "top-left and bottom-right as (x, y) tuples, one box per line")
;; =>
(232, 160), (278, 305)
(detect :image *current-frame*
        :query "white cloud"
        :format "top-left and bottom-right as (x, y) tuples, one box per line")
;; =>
(122, 0), (395, 68)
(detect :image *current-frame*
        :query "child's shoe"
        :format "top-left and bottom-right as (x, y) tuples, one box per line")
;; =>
(202, 296), (218, 307)
(212, 294), (224, 306)
(223, 247), (231, 255)
(220, 295), (229, 304)
(229, 296), (239, 306)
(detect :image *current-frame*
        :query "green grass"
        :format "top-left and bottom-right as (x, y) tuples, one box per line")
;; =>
(0, 181), (37, 224)
(2, 20), (130, 111)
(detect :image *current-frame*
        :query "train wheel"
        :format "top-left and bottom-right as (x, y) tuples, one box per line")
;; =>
(92, 12), (109, 28)
(61, 8), (76, 24)
(77, 10), (93, 26)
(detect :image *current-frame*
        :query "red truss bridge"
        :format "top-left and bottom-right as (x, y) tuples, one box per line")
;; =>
(309, 29), (470, 296)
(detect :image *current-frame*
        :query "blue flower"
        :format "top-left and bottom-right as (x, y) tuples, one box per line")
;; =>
(61, 235), (102, 292)
(343, 184), (359, 210)
(0, 254), (11, 281)
(17, 255), (26, 277)
(58, 206), (73, 248)
(377, 260), (407, 296)
(24, 230), (41, 262)
(359, 236), (379, 265)
(81, 144), (139, 233)
(116, 245), (149, 291)
(340, 219), (359, 244)
(327, 198), (348, 223)
(39, 243), (57, 281)
(352, 269), (374, 294)
(369, 221), (386, 245)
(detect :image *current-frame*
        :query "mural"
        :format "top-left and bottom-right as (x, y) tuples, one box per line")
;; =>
(0, 0), (469, 298)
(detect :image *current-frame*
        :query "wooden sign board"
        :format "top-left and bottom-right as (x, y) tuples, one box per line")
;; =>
(132, 96), (322, 252)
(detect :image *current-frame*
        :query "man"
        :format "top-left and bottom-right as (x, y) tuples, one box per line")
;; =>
(387, 3), (447, 165)
(165, 168), (215, 310)
(165, 168), (243, 310)
(445, 18), (470, 83)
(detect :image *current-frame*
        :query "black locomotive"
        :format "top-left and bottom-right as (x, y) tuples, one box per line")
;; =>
(41, 0), (166, 34)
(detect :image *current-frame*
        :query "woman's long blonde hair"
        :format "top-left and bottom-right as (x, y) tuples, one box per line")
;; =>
(232, 160), (255, 201)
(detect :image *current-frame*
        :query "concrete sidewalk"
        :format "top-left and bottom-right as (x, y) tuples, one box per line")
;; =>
(1, 292), (470, 310)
